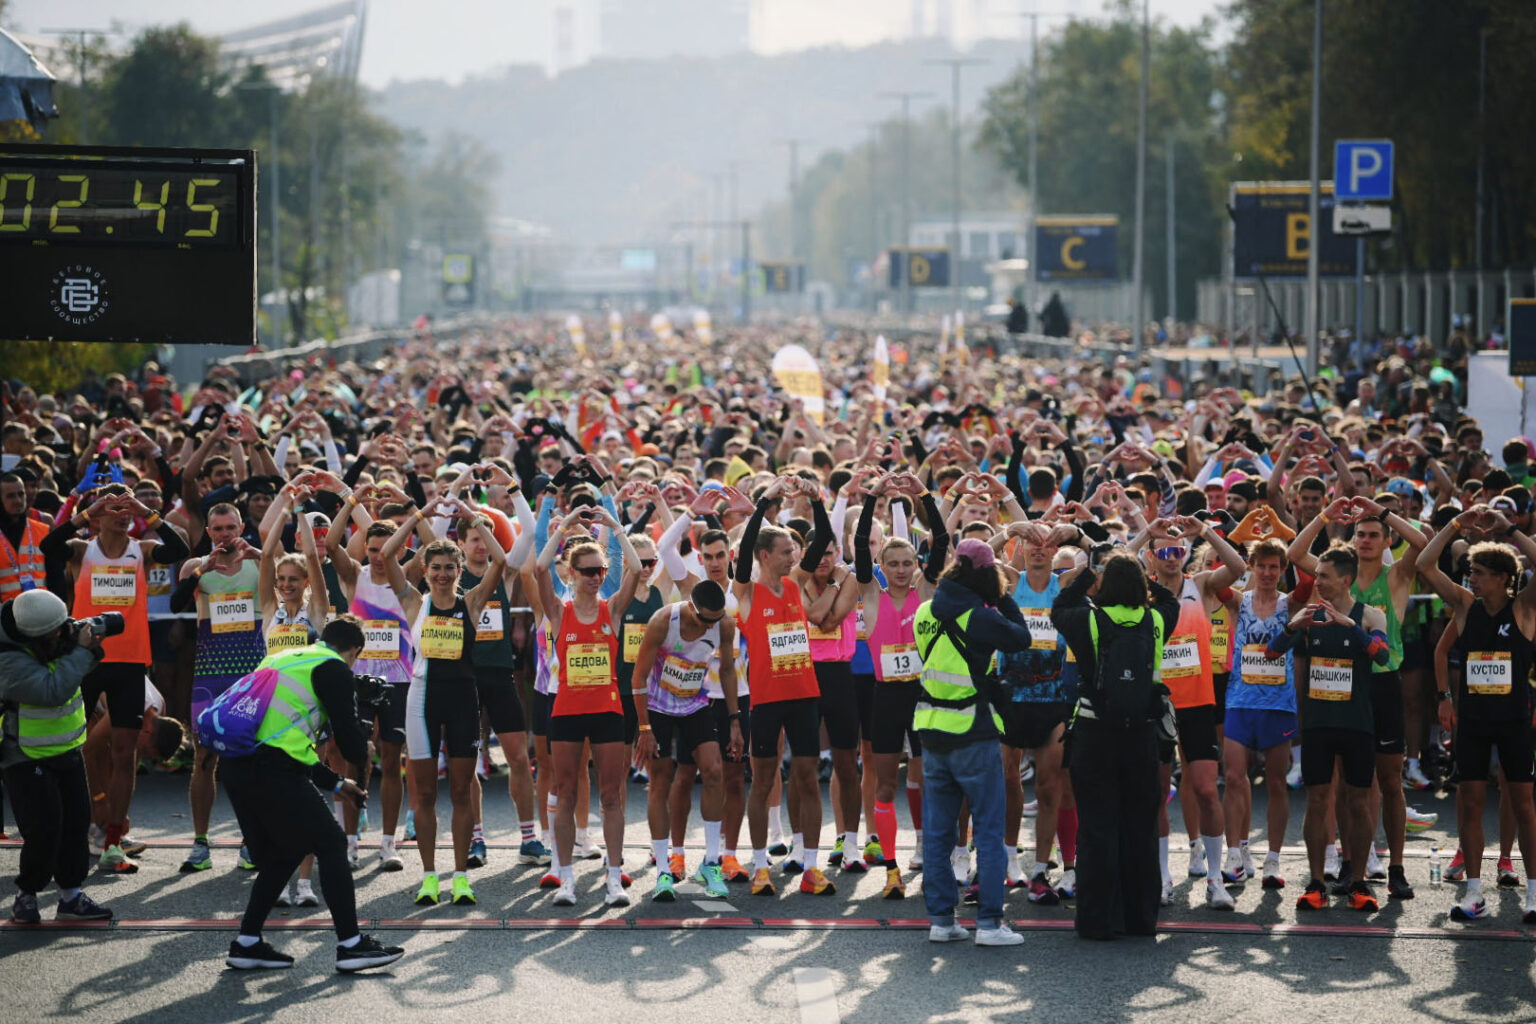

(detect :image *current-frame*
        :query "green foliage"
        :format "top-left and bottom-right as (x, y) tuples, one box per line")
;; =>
(5, 342), (156, 397)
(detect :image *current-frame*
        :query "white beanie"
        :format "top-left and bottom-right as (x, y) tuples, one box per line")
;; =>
(11, 590), (69, 637)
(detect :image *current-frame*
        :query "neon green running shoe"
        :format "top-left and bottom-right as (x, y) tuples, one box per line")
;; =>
(414, 874), (441, 906)
(652, 872), (677, 902)
(451, 874), (476, 906)
(864, 838), (884, 863)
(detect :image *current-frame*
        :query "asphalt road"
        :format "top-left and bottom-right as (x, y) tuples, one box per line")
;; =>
(3, 765), (1535, 1022)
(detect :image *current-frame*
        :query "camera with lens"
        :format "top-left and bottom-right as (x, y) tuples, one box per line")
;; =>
(77, 613), (126, 640)
(354, 673), (390, 712)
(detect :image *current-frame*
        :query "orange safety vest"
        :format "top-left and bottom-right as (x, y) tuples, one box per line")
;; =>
(0, 518), (47, 601)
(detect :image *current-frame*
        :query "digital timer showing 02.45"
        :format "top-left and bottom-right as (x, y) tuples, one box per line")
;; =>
(0, 166), (239, 247)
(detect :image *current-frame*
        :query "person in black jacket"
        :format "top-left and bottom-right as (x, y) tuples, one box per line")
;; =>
(1052, 554), (1179, 940)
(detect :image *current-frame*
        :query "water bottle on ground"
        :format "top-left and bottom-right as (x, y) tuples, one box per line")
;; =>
(1429, 845), (1442, 887)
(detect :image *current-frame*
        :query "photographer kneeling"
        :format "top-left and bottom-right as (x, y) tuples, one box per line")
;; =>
(199, 614), (404, 972)
(1, 590), (115, 923)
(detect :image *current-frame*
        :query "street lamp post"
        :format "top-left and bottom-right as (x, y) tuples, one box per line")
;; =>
(1131, 0), (1149, 356)
(237, 80), (285, 345)
(1305, 0), (1323, 377)
(927, 57), (987, 319)
(879, 90), (933, 315)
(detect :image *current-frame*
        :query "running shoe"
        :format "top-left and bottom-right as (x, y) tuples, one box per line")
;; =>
(1498, 856), (1520, 888)
(275, 884), (293, 908)
(949, 847), (970, 886)
(908, 847), (924, 871)
(781, 855), (804, 876)
(518, 839), (552, 866)
(668, 853), (686, 879)
(1405, 806), (1438, 833)
(1207, 879), (1236, 911)
(1403, 760), (1434, 790)
(238, 845), (257, 871)
(180, 841), (212, 873)
(1054, 868), (1077, 900)
(1261, 853), (1285, 890)
(573, 835), (603, 861)
(1365, 848), (1387, 881)
(414, 875), (441, 906)
(1285, 761), (1304, 790)
(226, 939), (295, 970)
(975, 923), (1025, 947)
(863, 838), (883, 863)
(1160, 879), (1175, 906)
(1331, 862), (1355, 896)
(538, 871), (561, 889)
(347, 838), (361, 871)
(553, 879), (577, 906)
(751, 868), (776, 896)
(89, 824), (106, 850)
(380, 844), (405, 872)
(700, 862), (729, 899)
(817, 756), (833, 783)
(769, 838), (791, 857)
(1020, 759), (1036, 784)
(1221, 848), (1247, 884)
(1323, 845), (1341, 882)
(882, 867), (906, 900)
(1524, 891), (1536, 925)
(1027, 874), (1060, 905)
(1347, 883), (1379, 912)
(1022, 800), (1038, 819)
(99, 844), (139, 874)
(962, 883), (980, 905)
(1387, 866), (1414, 901)
(604, 876), (630, 907)
(619, 870), (633, 888)
(1187, 845), (1207, 879)
(120, 835), (148, 857)
(1239, 847), (1257, 883)
(56, 890), (112, 921)
(451, 875), (477, 905)
(829, 836), (845, 867)
(294, 882), (319, 908)
(403, 811), (416, 842)
(466, 838), (488, 869)
(1450, 893), (1490, 920)
(652, 872), (677, 902)
(720, 854), (749, 882)
(1444, 849), (1467, 882)
(842, 854), (868, 874)
(11, 891), (39, 924)
(929, 922), (970, 943)
(1295, 880), (1328, 911)
(799, 867), (836, 895)
(336, 934), (406, 973)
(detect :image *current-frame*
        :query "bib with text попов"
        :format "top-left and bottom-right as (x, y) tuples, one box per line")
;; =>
(1308, 657), (1354, 701)
(657, 653), (709, 698)
(771, 344), (825, 425)
(1466, 651), (1513, 696)
(265, 621), (310, 653)
(1161, 635), (1202, 679)
(1240, 643), (1287, 685)
(879, 642), (920, 681)
(419, 616), (465, 660)
(1022, 608), (1058, 651)
(210, 591), (257, 633)
(361, 620), (401, 661)
(475, 601), (505, 642)
(566, 644), (614, 687)
(623, 623), (646, 664)
(766, 621), (811, 669)
(91, 565), (137, 607)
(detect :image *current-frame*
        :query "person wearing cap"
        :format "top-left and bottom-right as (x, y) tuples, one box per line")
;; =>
(0, 589), (114, 923)
(914, 537), (1034, 947)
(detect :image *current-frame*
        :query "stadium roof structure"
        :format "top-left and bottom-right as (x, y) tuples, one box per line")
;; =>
(0, 28), (58, 135)
(218, 0), (367, 91)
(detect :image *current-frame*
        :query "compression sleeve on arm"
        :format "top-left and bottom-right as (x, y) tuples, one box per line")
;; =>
(735, 501), (770, 586)
(854, 497), (877, 584)
(921, 494), (948, 583)
(798, 500), (833, 573)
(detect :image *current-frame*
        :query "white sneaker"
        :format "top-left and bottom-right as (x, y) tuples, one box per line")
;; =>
(553, 880), (577, 906)
(379, 844), (404, 873)
(1054, 868), (1077, 900)
(1262, 853), (1285, 889)
(1160, 878), (1175, 906)
(274, 883), (293, 908)
(603, 877), (630, 908)
(1187, 845), (1208, 878)
(928, 922), (971, 943)
(1323, 844), (1341, 882)
(1403, 761), (1433, 790)
(1022, 800), (1038, 819)
(1241, 847), (1257, 881)
(1523, 890), (1536, 924)
(908, 847), (924, 871)
(1285, 762), (1304, 790)
(1222, 847), (1245, 883)
(88, 824), (106, 851)
(294, 881), (319, 908)
(975, 922), (1025, 946)
(1365, 848), (1387, 881)
(347, 838), (360, 871)
(573, 835), (603, 861)
(950, 847), (971, 887)
(1206, 879), (1236, 911)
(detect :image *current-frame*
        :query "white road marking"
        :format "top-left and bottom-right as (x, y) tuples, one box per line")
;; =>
(692, 899), (737, 912)
(793, 967), (841, 1024)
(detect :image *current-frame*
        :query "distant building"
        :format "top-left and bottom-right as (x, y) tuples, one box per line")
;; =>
(218, 0), (367, 90)
(599, 0), (749, 60)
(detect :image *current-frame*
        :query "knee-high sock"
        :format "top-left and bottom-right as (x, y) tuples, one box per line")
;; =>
(904, 780), (923, 837)
(873, 801), (898, 867)
(1058, 806), (1078, 865)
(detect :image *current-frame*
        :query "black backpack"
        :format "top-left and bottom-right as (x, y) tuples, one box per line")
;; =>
(1090, 608), (1160, 728)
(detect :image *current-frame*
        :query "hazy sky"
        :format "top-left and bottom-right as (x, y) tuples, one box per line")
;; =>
(12, 0), (1226, 88)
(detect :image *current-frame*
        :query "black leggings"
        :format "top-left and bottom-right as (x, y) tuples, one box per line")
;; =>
(3, 750), (91, 894)
(220, 750), (359, 941)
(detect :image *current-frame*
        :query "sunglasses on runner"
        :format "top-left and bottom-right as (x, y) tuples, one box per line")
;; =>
(1153, 546), (1189, 562)
(573, 565), (607, 578)
(639, 558), (657, 569)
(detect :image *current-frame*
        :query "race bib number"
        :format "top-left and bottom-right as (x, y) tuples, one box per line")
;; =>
(766, 621), (811, 669)
(1308, 657), (1353, 701)
(1466, 651), (1513, 696)
(266, 621), (310, 654)
(361, 620), (401, 661)
(879, 642), (920, 681)
(209, 590), (256, 633)
(566, 643), (613, 687)
(807, 618), (844, 643)
(1239, 643), (1286, 686)
(1211, 616), (1231, 663)
(1162, 635), (1202, 679)
(1023, 608), (1057, 650)
(623, 623), (646, 664)
(91, 564), (136, 607)
(657, 653), (708, 698)
(856, 602), (869, 641)
(475, 601), (505, 642)
(419, 615), (464, 660)
(146, 565), (173, 598)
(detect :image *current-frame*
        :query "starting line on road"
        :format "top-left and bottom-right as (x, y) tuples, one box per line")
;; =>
(2, 915), (1531, 943)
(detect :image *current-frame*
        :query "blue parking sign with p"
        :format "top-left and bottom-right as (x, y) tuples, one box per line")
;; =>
(1334, 140), (1394, 201)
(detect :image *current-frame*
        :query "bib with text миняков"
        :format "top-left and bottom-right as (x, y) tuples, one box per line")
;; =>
(1022, 609), (1057, 650)
(1308, 657), (1353, 701)
(566, 644), (613, 687)
(657, 654), (709, 698)
(210, 591), (257, 633)
(1161, 635), (1201, 679)
(419, 616), (464, 660)
(623, 623), (646, 664)
(1465, 651), (1513, 696)
(91, 565), (137, 607)
(767, 622), (811, 668)
(1240, 644), (1287, 685)
(879, 642), (920, 681)
(361, 620), (401, 661)
(475, 601), (504, 642)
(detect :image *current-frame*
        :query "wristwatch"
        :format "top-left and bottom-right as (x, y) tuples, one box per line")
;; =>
(1436, 690), (1452, 702)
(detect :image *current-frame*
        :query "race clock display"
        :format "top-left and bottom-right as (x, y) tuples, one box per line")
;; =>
(0, 144), (257, 345)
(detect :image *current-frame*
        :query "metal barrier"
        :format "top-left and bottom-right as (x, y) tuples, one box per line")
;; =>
(209, 314), (499, 387)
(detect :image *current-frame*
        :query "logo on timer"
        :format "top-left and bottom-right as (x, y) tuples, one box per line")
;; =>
(50, 265), (110, 326)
